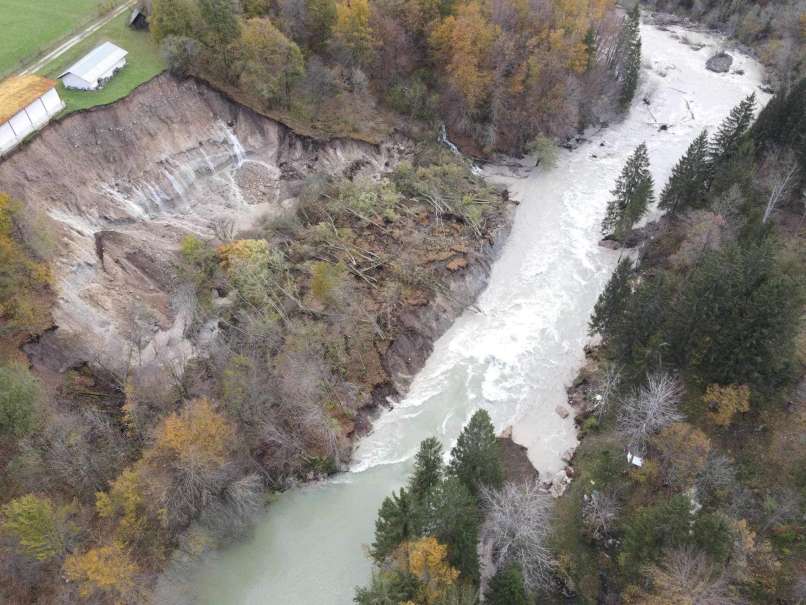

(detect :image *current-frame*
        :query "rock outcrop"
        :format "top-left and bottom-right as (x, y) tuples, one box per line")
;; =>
(706, 52), (733, 73)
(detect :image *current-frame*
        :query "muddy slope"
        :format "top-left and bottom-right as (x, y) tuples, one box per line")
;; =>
(0, 75), (408, 372)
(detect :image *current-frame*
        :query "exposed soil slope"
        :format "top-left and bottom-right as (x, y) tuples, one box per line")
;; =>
(0, 74), (407, 372)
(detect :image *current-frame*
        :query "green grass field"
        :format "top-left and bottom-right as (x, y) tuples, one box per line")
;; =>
(0, 0), (113, 76)
(42, 12), (166, 114)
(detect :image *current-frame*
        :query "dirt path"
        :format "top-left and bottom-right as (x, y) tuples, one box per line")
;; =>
(20, 1), (135, 76)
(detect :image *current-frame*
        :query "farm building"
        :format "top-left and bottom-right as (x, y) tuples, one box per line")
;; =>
(129, 0), (153, 29)
(59, 42), (128, 91)
(0, 75), (64, 156)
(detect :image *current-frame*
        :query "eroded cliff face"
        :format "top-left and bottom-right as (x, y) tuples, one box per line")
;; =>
(0, 75), (408, 372)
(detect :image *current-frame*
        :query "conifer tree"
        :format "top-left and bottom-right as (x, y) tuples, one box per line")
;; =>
(709, 93), (756, 167)
(589, 256), (633, 339)
(485, 563), (529, 605)
(408, 437), (444, 501)
(619, 3), (642, 109)
(448, 409), (503, 498)
(668, 240), (800, 389)
(371, 488), (420, 563)
(601, 143), (655, 239)
(420, 477), (480, 581)
(659, 130), (710, 214)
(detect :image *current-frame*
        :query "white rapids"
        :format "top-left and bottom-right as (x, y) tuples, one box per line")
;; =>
(191, 19), (768, 605)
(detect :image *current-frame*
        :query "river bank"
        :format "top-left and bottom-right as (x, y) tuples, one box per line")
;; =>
(188, 17), (770, 605)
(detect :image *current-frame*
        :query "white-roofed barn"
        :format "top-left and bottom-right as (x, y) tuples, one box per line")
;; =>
(59, 42), (128, 91)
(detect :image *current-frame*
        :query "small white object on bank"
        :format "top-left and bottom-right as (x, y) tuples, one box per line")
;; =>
(627, 451), (643, 467)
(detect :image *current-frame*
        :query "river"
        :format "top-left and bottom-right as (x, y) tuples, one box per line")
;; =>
(193, 19), (768, 605)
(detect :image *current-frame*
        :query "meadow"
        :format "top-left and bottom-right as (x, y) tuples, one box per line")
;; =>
(0, 0), (110, 76)
(43, 12), (165, 114)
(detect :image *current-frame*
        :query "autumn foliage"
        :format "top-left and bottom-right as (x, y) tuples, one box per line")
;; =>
(704, 384), (751, 427)
(64, 543), (139, 602)
(0, 194), (52, 347)
(393, 537), (460, 604)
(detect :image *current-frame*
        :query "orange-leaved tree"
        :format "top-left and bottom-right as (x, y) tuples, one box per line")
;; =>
(430, 2), (500, 116)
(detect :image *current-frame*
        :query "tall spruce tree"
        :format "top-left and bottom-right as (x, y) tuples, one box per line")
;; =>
(668, 239), (801, 389)
(370, 488), (419, 562)
(659, 130), (710, 214)
(448, 409), (503, 498)
(619, 3), (642, 109)
(601, 143), (655, 239)
(589, 256), (633, 339)
(709, 93), (756, 167)
(408, 437), (444, 501)
(485, 563), (530, 605)
(420, 477), (481, 581)
(750, 78), (806, 165)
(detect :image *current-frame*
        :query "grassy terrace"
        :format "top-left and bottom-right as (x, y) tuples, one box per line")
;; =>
(0, 0), (112, 76)
(42, 12), (166, 115)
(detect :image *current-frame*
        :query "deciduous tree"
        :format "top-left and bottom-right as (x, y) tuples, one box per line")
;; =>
(198, 0), (241, 46)
(151, 0), (200, 42)
(430, 3), (500, 117)
(1, 495), (74, 561)
(652, 422), (711, 488)
(704, 384), (751, 427)
(0, 364), (40, 440)
(333, 0), (376, 67)
(393, 536), (459, 604)
(239, 18), (305, 108)
(63, 543), (139, 601)
(639, 547), (739, 605)
(481, 480), (554, 591)
(616, 372), (683, 452)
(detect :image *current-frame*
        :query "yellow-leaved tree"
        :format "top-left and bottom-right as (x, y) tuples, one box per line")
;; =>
(63, 542), (138, 602)
(393, 536), (459, 604)
(704, 384), (751, 427)
(143, 398), (237, 530)
(651, 422), (711, 489)
(430, 2), (500, 115)
(152, 397), (235, 464)
(334, 0), (376, 67)
(0, 193), (52, 341)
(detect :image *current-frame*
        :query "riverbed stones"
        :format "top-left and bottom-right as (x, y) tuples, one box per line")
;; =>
(706, 52), (733, 73)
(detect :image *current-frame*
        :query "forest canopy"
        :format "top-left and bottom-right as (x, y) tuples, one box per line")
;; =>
(152, 0), (636, 153)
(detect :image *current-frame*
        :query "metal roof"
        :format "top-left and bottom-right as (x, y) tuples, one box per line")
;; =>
(0, 75), (57, 124)
(59, 42), (128, 84)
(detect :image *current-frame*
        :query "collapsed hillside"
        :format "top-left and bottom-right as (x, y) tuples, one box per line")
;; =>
(0, 73), (515, 604)
(0, 74), (407, 373)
